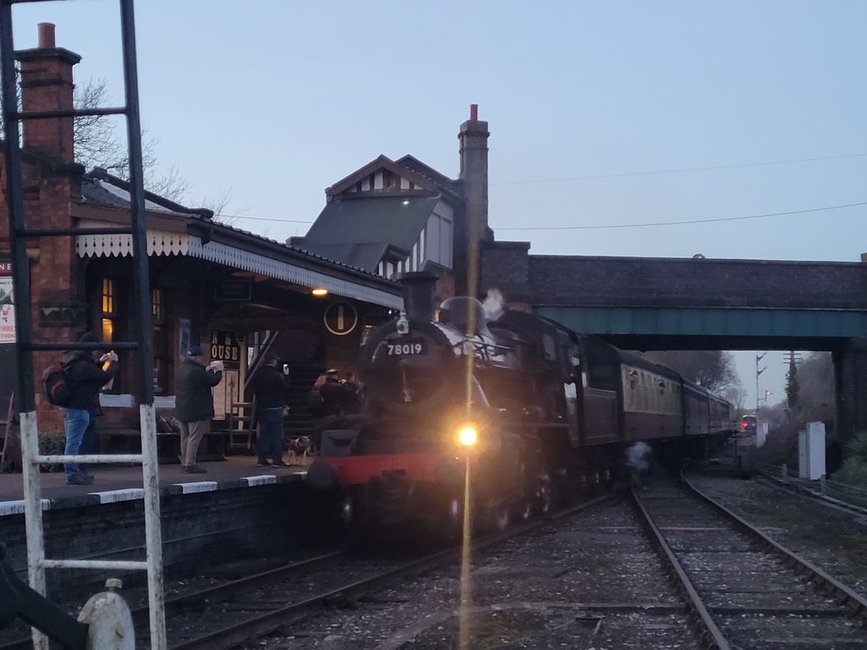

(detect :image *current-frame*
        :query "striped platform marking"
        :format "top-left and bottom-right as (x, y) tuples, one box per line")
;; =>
(243, 475), (278, 486)
(0, 499), (51, 516)
(89, 489), (145, 504)
(173, 481), (219, 494)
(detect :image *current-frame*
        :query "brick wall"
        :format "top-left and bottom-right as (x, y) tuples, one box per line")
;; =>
(0, 24), (85, 430)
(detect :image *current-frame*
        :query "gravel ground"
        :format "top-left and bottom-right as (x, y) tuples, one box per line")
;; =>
(238, 467), (867, 650)
(688, 471), (867, 600)
(241, 500), (702, 650)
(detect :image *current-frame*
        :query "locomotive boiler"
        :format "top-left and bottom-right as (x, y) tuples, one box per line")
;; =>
(306, 272), (734, 532)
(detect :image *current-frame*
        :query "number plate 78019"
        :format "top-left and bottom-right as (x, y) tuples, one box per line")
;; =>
(386, 340), (427, 356)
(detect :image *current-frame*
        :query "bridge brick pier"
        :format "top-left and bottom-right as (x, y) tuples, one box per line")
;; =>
(481, 243), (867, 445)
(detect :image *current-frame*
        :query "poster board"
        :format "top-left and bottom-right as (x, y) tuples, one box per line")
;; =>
(211, 369), (239, 421)
(0, 262), (15, 343)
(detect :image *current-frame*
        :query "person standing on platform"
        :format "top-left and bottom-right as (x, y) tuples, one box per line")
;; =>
(175, 345), (223, 474)
(252, 352), (291, 467)
(61, 331), (118, 485)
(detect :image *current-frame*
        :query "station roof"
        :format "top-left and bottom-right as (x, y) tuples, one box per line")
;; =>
(301, 194), (442, 272)
(74, 169), (403, 309)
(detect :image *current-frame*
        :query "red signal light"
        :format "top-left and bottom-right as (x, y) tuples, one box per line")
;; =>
(741, 420), (748, 429)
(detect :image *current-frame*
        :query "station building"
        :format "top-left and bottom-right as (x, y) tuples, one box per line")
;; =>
(0, 24), (499, 446)
(0, 25), (405, 438)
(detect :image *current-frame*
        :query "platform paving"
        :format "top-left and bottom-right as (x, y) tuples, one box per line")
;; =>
(0, 455), (309, 516)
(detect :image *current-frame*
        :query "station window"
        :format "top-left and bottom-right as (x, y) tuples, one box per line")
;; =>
(151, 288), (164, 325)
(101, 278), (116, 343)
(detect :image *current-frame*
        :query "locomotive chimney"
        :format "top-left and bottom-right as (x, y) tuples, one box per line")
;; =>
(399, 272), (438, 320)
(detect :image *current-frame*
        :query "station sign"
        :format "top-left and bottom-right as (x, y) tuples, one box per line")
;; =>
(209, 329), (241, 366)
(215, 280), (252, 302)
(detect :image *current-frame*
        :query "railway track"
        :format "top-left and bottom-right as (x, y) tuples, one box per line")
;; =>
(632, 474), (867, 649)
(0, 550), (350, 650)
(752, 467), (867, 518)
(158, 494), (616, 649)
(11, 477), (864, 648)
(0, 494), (613, 649)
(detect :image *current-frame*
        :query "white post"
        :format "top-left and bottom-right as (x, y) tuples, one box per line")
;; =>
(20, 411), (49, 649)
(140, 403), (167, 649)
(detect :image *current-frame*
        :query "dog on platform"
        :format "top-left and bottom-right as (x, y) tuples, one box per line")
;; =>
(286, 435), (313, 464)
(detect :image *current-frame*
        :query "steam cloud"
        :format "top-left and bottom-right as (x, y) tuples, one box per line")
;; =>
(482, 288), (504, 322)
(625, 441), (652, 472)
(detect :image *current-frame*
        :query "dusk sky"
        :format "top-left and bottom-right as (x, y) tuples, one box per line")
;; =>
(9, 1), (867, 405)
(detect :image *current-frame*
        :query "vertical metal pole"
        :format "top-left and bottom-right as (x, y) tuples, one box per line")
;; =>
(119, 2), (166, 648)
(0, 4), (37, 415)
(1, 10), (49, 649)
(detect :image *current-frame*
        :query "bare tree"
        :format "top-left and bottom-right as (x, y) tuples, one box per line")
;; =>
(640, 350), (738, 393)
(74, 79), (190, 202)
(199, 186), (236, 222)
(1, 77), (191, 201)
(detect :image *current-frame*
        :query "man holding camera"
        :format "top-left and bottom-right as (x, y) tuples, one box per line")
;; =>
(175, 345), (223, 474)
(61, 330), (118, 485)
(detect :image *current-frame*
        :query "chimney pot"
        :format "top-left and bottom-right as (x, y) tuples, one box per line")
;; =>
(37, 23), (56, 49)
(470, 103), (478, 121)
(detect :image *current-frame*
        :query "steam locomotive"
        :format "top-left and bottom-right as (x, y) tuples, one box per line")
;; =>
(306, 272), (734, 532)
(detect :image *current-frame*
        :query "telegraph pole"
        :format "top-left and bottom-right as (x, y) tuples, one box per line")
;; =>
(755, 352), (767, 419)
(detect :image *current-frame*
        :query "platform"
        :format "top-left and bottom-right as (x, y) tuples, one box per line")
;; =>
(0, 455), (310, 517)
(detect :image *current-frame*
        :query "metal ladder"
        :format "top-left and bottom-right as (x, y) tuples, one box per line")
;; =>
(0, 1), (166, 648)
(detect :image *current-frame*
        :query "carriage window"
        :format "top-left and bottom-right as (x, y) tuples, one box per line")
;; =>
(584, 343), (619, 390)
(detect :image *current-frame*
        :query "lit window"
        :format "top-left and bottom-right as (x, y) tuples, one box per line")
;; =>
(101, 278), (116, 315)
(101, 278), (116, 343)
(101, 317), (114, 343)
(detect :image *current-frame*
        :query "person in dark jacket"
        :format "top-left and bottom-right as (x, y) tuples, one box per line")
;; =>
(61, 330), (118, 485)
(312, 369), (357, 417)
(251, 353), (291, 467)
(309, 369), (360, 450)
(174, 345), (222, 473)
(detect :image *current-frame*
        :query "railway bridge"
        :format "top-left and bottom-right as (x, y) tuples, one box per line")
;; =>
(481, 243), (867, 443)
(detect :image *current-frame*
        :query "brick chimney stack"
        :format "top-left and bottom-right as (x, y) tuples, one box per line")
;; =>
(459, 103), (492, 244)
(456, 104), (492, 295)
(15, 23), (81, 163)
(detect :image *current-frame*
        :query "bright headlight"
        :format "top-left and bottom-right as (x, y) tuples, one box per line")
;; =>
(456, 423), (479, 448)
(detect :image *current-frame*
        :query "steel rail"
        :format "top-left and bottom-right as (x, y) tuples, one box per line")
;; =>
(752, 467), (867, 518)
(681, 472), (867, 624)
(629, 487), (731, 650)
(169, 493), (615, 650)
(0, 550), (352, 650)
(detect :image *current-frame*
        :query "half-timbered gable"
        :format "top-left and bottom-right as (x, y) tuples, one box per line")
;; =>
(296, 105), (491, 298)
(298, 154), (462, 283)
